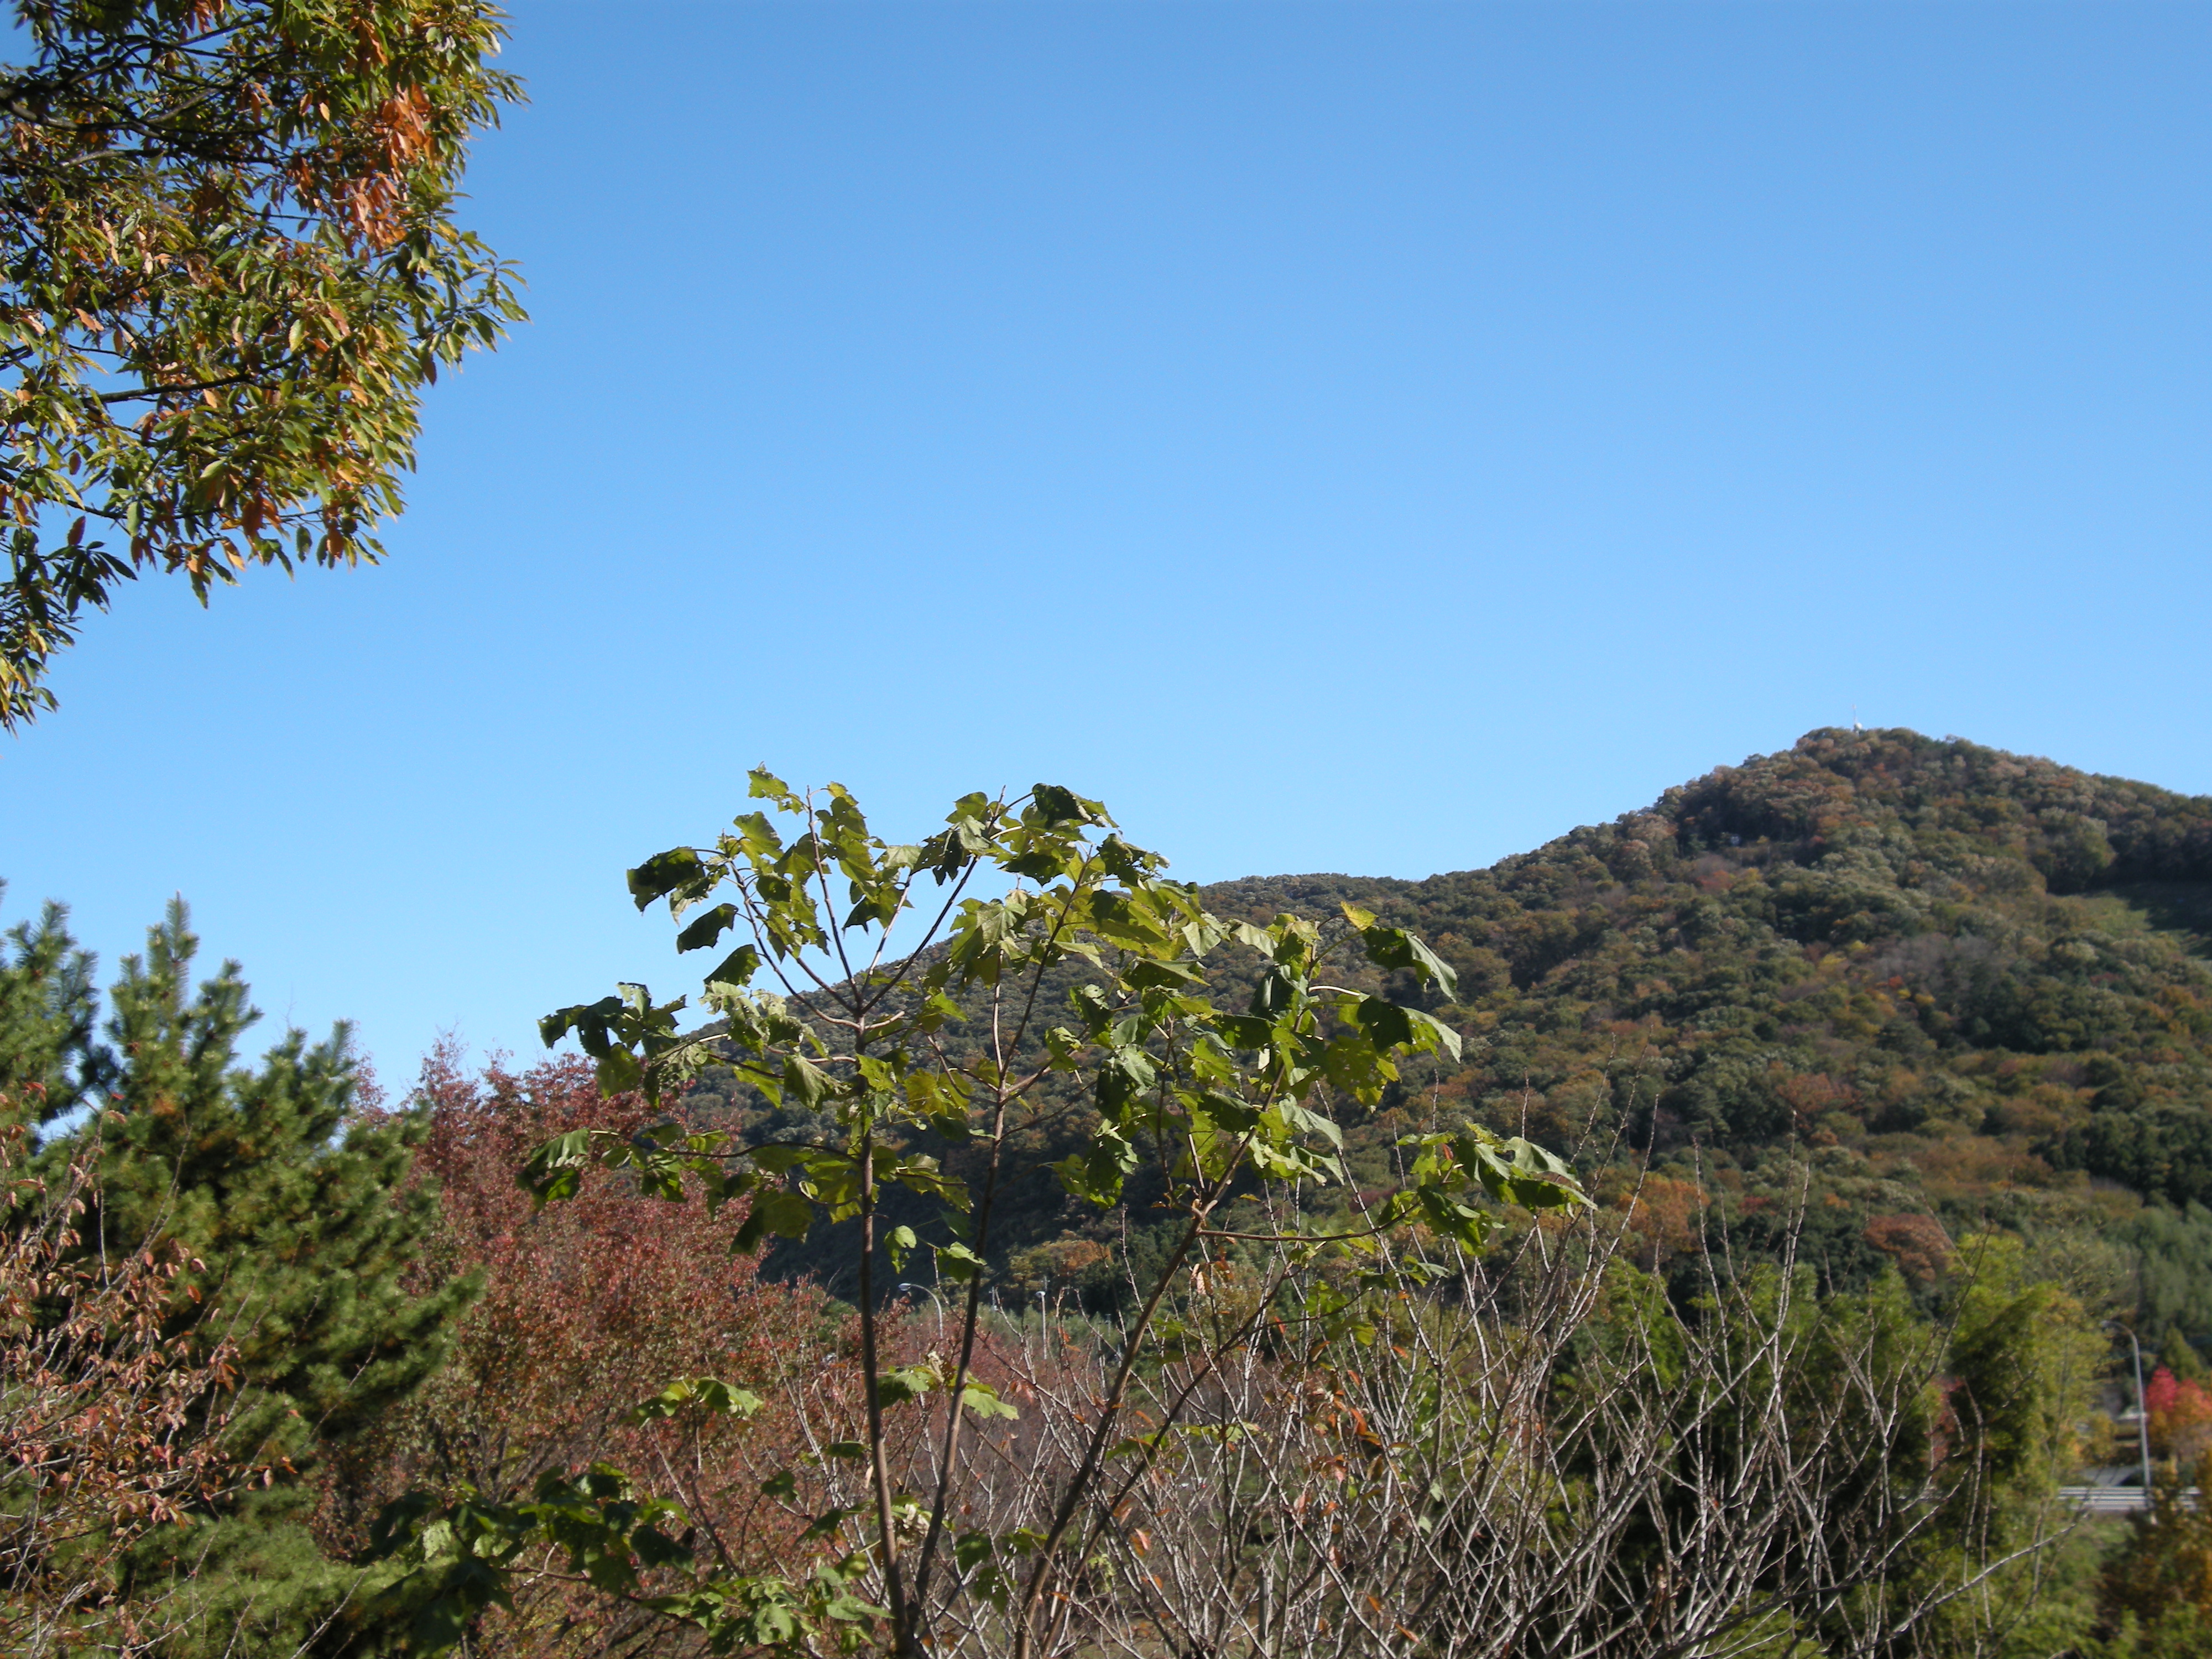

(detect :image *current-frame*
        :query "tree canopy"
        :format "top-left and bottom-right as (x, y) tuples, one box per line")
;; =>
(0, 0), (523, 727)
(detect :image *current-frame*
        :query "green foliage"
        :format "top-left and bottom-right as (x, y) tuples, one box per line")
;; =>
(391, 777), (1592, 1658)
(1948, 1237), (2111, 1493)
(0, 0), (525, 727)
(1565, 1247), (2107, 1658)
(29, 904), (468, 1465)
(670, 731), (2212, 1319)
(368, 1467), (884, 1658)
(1177, 733), (2212, 1310)
(677, 738), (2212, 1413)
(2100, 1463), (2212, 1652)
(1388, 728), (2212, 1177)
(0, 888), (98, 1120)
(2119, 1203), (2212, 1360)
(67, 904), (465, 1451)
(24, 729), (2212, 1649)
(0, 897), (469, 1656)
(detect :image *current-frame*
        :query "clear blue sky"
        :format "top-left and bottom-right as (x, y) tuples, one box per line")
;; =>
(4, 1), (2208, 1082)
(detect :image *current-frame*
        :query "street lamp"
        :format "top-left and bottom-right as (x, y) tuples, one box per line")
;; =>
(899, 1282), (949, 1339)
(2108, 1321), (2155, 1502)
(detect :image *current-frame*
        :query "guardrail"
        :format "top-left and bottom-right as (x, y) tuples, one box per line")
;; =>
(2059, 1485), (2200, 1514)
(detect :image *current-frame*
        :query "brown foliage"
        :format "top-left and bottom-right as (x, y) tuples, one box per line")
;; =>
(0, 1118), (247, 1657)
(1864, 1214), (1957, 1285)
(1616, 1173), (1707, 1269)
(321, 1051), (845, 1656)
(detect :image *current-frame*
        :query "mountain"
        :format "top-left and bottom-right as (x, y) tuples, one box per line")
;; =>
(1271, 728), (2212, 1309)
(702, 730), (2212, 1345)
(1366, 728), (2212, 1175)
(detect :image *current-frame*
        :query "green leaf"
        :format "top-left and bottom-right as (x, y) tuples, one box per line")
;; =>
(885, 1224), (917, 1272)
(756, 1187), (817, 1238)
(954, 1530), (996, 1572)
(628, 848), (709, 913)
(520, 1129), (597, 1205)
(1094, 1047), (1157, 1118)
(1318, 1030), (1397, 1105)
(1353, 919), (1459, 1000)
(675, 903), (739, 952)
(1354, 995), (1462, 1058)
(959, 1381), (1019, 1420)
(782, 1055), (833, 1110)
(540, 996), (620, 1055)
(802, 1505), (860, 1541)
(907, 1070), (973, 1141)
(1124, 957), (1206, 992)
(1055, 1118), (1139, 1206)
(594, 1046), (643, 1096)
(1353, 1000), (1464, 1061)
(1030, 782), (1105, 826)
(734, 1188), (815, 1253)
(1190, 1088), (1262, 1134)
(631, 1378), (764, 1423)
(1277, 1099), (1347, 1149)
(1216, 1014), (1275, 1052)
(631, 1525), (691, 1568)
(934, 1241), (987, 1283)
(747, 767), (801, 810)
(1412, 1180), (1495, 1248)
(875, 1364), (937, 1406)
(1468, 1133), (1588, 1209)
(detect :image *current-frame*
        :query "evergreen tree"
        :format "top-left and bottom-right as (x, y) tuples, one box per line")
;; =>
(0, 888), (100, 1120)
(1, 896), (470, 1653)
(68, 902), (467, 1457)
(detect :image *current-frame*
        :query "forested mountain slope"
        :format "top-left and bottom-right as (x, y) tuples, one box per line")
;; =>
(1262, 728), (2212, 1312)
(709, 730), (2212, 1342)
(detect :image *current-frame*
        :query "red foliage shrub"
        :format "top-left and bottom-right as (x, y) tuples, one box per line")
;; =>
(0, 1118), (249, 1652)
(321, 1048), (851, 1655)
(2146, 1366), (2212, 1466)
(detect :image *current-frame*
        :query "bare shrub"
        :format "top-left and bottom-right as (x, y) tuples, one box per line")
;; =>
(774, 1191), (2089, 1659)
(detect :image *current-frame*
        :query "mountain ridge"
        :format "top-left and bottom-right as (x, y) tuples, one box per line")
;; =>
(705, 729), (2212, 1344)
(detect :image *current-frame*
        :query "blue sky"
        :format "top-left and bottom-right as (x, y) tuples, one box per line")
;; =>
(4, 1), (2208, 1082)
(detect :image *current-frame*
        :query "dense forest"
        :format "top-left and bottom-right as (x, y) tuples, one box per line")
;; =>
(695, 728), (2212, 1354)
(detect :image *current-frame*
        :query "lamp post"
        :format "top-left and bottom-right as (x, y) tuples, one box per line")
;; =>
(899, 1282), (950, 1340)
(2109, 1322), (2154, 1503)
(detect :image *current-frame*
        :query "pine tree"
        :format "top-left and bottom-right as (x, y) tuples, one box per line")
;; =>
(0, 889), (100, 1122)
(2, 898), (471, 1653)
(71, 902), (467, 1457)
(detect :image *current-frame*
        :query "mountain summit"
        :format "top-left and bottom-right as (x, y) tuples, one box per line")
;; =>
(1205, 728), (2212, 1307)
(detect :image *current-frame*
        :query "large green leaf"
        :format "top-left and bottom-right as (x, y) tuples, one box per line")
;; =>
(629, 848), (709, 912)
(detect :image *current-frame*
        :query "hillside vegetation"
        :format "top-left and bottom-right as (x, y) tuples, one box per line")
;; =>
(18, 730), (2212, 1655)
(1333, 727), (2212, 1307)
(707, 729), (2212, 1338)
